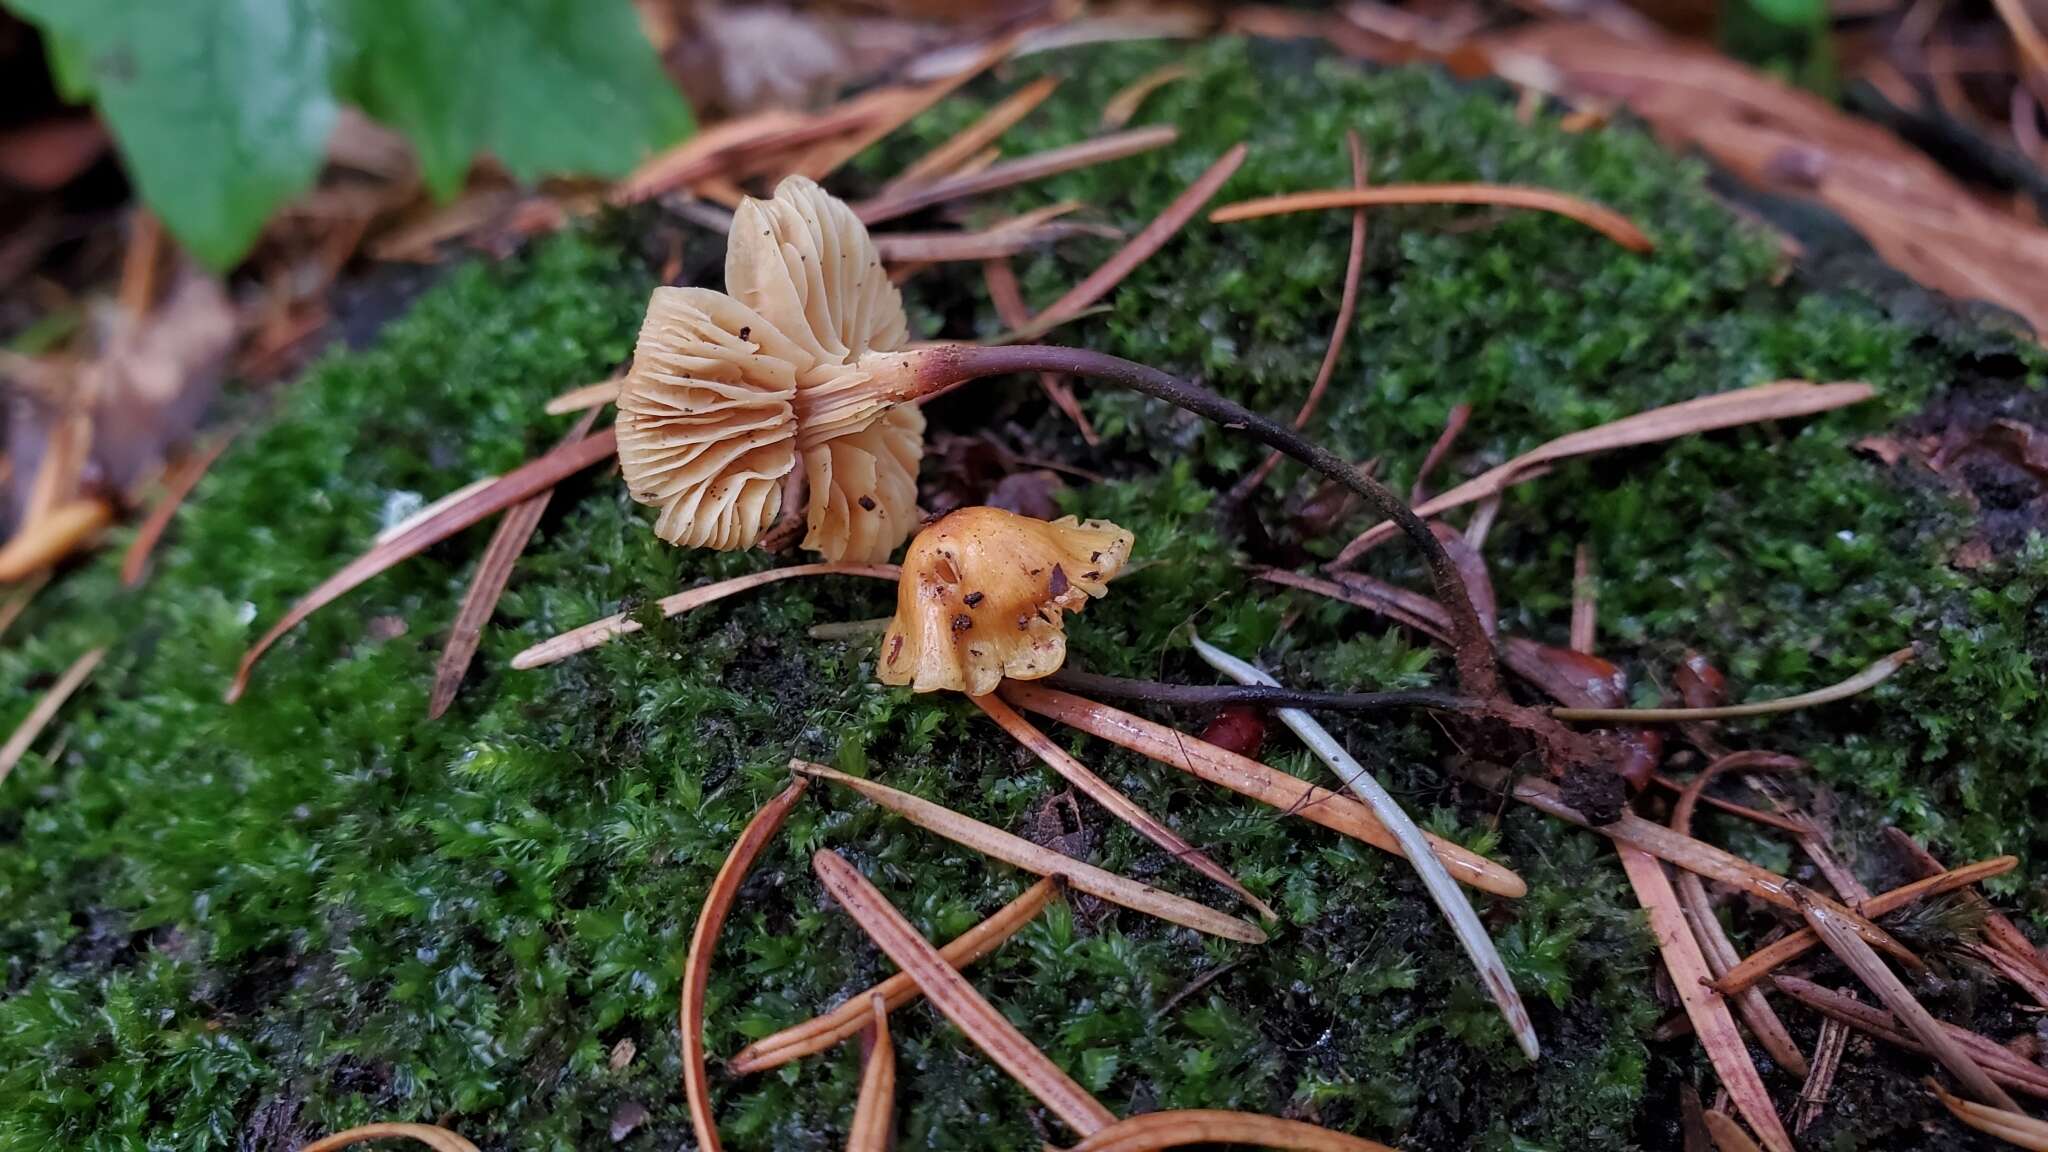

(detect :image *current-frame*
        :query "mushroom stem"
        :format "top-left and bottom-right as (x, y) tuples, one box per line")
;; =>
(911, 344), (1502, 697)
(1044, 668), (1481, 716)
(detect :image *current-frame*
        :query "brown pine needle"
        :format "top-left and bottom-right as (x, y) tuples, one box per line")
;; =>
(1713, 856), (2016, 994)
(1672, 758), (1809, 1078)
(1569, 543), (1596, 654)
(0, 647), (104, 787)
(683, 779), (811, 1152)
(1035, 142), (1245, 326)
(1616, 846), (1795, 1152)
(974, 693), (1274, 920)
(227, 428), (619, 702)
(848, 995), (896, 1152)
(729, 878), (1060, 1074)
(812, 849), (1118, 1136)
(430, 412), (599, 719)
(0, 570), (50, 641)
(1930, 1079), (2048, 1150)
(1099, 64), (1195, 130)
(984, 257), (1097, 442)
(1552, 648), (1914, 722)
(1332, 381), (1875, 564)
(612, 105), (880, 206)
(1973, 943), (2048, 1008)
(1886, 828), (2048, 979)
(1211, 183), (1653, 250)
(1060, 1109), (1396, 1152)
(885, 76), (1061, 192)
(1701, 1110), (1766, 1152)
(793, 761), (1266, 944)
(1990, 0), (2048, 82)
(1646, 771), (1810, 835)
(371, 476), (500, 545)
(855, 127), (1179, 226)
(0, 498), (114, 583)
(1790, 882), (2018, 1110)
(1002, 682), (1524, 898)
(512, 562), (898, 670)
(1775, 977), (2048, 1100)
(801, 37), (1017, 182)
(1235, 132), (1369, 499)
(122, 434), (232, 587)
(543, 377), (622, 416)
(298, 1123), (481, 1152)
(873, 222), (1114, 264)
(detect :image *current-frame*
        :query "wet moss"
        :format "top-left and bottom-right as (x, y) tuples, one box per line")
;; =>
(2, 37), (2043, 1152)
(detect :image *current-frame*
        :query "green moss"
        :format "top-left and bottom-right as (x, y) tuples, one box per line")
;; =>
(3, 37), (2044, 1152)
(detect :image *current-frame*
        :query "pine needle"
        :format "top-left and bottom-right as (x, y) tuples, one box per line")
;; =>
(298, 1123), (480, 1152)
(122, 434), (232, 588)
(1929, 1080), (2048, 1150)
(0, 647), (105, 787)
(847, 995), (896, 1152)
(1211, 183), (1653, 250)
(855, 128), (1179, 226)
(1773, 976), (2048, 1099)
(1552, 648), (1914, 722)
(1059, 1109), (1396, 1152)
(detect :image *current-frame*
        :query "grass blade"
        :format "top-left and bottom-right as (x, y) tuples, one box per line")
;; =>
(812, 849), (1117, 1136)
(1, 647), (105, 787)
(1191, 634), (1538, 1061)
(1060, 1109), (1395, 1152)
(847, 995), (896, 1152)
(729, 878), (1060, 1074)
(793, 761), (1264, 944)
(682, 778), (811, 1152)
(1211, 183), (1653, 250)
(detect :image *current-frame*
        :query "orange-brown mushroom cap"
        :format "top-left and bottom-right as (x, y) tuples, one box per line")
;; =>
(878, 507), (1134, 696)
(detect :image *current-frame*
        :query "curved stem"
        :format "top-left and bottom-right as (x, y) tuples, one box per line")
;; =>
(918, 344), (1502, 697)
(1044, 668), (1478, 715)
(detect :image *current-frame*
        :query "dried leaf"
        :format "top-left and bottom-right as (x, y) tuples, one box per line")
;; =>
(1791, 882), (2018, 1110)
(511, 562), (898, 670)
(1063, 1109), (1395, 1152)
(1615, 846), (1795, 1152)
(683, 779), (811, 1152)
(298, 1123), (481, 1152)
(1099, 64), (1195, 130)
(0, 647), (104, 787)
(847, 995), (896, 1152)
(885, 76), (1061, 192)
(1212, 183), (1652, 250)
(999, 682), (1526, 897)
(1774, 977), (2048, 1099)
(121, 433), (232, 587)
(729, 877), (1059, 1074)
(1930, 1080), (2048, 1150)
(227, 429), (618, 702)
(973, 693), (1274, 919)
(812, 849), (1117, 1136)
(855, 127), (1179, 225)
(793, 761), (1265, 943)
(1334, 381), (1874, 563)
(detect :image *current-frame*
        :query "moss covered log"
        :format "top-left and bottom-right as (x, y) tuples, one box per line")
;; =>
(3, 38), (2045, 1151)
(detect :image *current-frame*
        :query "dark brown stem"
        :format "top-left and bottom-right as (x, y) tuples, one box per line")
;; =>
(919, 344), (1502, 697)
(1044, 668), (1479, 715)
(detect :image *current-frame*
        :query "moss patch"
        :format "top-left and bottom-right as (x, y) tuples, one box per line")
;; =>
(3, 38), (2044, 1152)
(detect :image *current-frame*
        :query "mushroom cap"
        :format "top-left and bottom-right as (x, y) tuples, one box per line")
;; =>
(617, 176), (926, 561)
(878, 506), (1135, 696)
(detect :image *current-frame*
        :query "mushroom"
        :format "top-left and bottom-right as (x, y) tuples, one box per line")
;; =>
(878, 506), (1132, 696)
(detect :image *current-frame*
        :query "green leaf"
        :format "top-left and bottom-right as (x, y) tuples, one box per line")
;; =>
(6, 0), (339, 269)
(338, 0), (693, 198)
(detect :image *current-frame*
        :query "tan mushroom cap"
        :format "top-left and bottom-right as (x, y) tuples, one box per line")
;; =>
(878, 506), (1134, 696)
(616, 176), (927, 562)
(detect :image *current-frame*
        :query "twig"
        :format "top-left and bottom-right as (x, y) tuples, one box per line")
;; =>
(812, 849), (1117, 1136)
(793, 761), (1265, 943)
(1192, 634), (1537, 1061)
(1790, 882), (2018, 1109)
(298, 1124), (479, 1152)
(1000, 682), (1526, 898)
(884, 76), (1060, 193)
(1059, 1110), (1395, 1152)
(1, 647), (105, 787)
(122, 434), (232, 588)
(511, 563), (898, 670)
(1550, 648), (1913, 722)
(683, 779), (811, 1152)
(729, 878), (1060, 1075)
(973, 693), (1274, 919)
(1774, 977), (2048, 1099)
(848, 995), (896, 1152)
(1211, 183), (1653, 250)
(856, 128), (1180, 225)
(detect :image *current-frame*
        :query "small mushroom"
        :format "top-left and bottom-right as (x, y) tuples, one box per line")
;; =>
(878, 506), (1132, 696)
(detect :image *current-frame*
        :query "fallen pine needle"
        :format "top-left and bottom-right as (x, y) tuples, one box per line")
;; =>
(229, 429), (619, 702)
(511, 563), (898, 670)
(1773, 976), (2048, 1099)
(1192, 634), (1537, 1061)
(1930, 1079), (2048, 1150)
(1973, 942), (2048, 1008)
(1210, 183), (1653, 251)
(1332, 381), (1875, 564)
(729, 878), (1060, 1074)
(999, 682), (1526, 898)
(298, 1123), (480, 1152)
(1790, 882), (2018, 1110)
(1615, 846), (1795, 1152)
(430, 411), (599, 719)
(1713, 856), (2016, 993)
(848, 995), (895, 1152)
(1701, 1110), (1766, 1152)
(855, 127), (1179, 226)
(0, 570), (50, 641)
(873, 222), (1115, 264)
(1646, 770), (1810, 835)
(973, 693), (1275, 920)
(1569, 543), (1596, 654)
(1059, 1109), (1396, 1152)
(800, 37), (1016, 181)
(984, 257), (1096, 442)
(683, 779), (810, 1152)
(0, 498), (114, 583)
(1886, 828), (2048, 981)
(1099, 64), (1195, 130)
(1552, 647), (1914, 721)
(793, 761), (1265, 944)
(0, 647), (105, 786)
(372, 475), (500, 545)
(543, 377), (622, 416)
(813, 849), (1117, 1136)
(885, 76), (1061, 192)
(122, 434), (232, 587)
